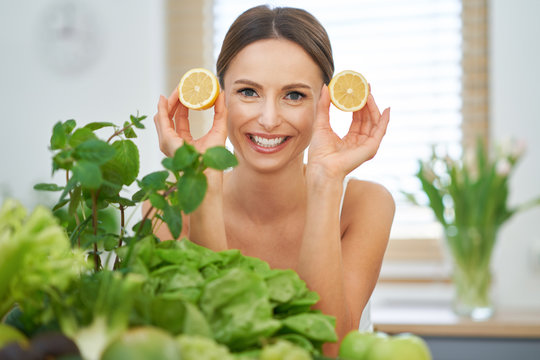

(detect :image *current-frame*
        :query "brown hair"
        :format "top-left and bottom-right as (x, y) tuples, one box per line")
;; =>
(216, 5), (334, 87)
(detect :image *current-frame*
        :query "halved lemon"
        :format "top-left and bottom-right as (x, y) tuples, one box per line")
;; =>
(178, 68), (220, 110)
(328, 70), (369, 112)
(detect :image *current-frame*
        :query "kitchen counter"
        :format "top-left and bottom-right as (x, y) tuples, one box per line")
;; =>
(370, 282), (540, 360)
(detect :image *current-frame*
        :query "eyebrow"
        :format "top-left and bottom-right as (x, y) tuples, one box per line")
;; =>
(233, 79), (262, 88)
(233, 79), (312, 91)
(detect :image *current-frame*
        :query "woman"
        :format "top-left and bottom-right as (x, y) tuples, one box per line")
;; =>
(151, 5), (394, 356)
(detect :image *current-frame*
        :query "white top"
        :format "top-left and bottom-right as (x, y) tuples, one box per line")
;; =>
(340, 177), (374, 332)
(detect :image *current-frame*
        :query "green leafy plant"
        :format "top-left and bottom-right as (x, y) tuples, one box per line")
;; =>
(0, 199), (87, 321)
(1, 113), (338, 359)
(34, 115), (237, 271)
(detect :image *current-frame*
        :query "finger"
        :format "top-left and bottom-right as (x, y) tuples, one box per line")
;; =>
(314, 84), (331, 130)
(352, 103), (373, 136)
(372, 107), (390, 141)
(211, 92), (228, 142)
(366, 93), (382, 125)
(349, 107), (365, 134)
(168, 88), (181, 119)
(174, 101), (191, 139)
(344, 113), (389, 169)
(354, 93), (381, 135)
(155, 95), (171, 133)
(154, 94), (184, 156)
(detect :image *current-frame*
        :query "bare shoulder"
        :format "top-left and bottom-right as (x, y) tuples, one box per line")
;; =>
(341, 179), (395, 237)
(345, 179), (395, 212)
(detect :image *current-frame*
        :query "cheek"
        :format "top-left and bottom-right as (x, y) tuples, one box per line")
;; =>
(287, 106), (316, 133)
(227, 99), (259, 125)
(226, 100), (253, 143)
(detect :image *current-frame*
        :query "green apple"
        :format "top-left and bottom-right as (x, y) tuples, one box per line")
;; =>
(366, 333), (432, 360)
(339, 331), (388, 360)
(101, 327), (180, 360)
(0, 323), (28, 349)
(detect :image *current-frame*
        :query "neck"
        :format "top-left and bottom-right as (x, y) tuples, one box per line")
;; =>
(225, 156), (307, 224)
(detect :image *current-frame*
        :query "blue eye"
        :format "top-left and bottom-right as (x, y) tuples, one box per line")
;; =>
(239, 88), (258, 97)
(285, 91), (304, 101)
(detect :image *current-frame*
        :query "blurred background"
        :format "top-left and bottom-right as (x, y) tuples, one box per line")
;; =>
(0, 0), (539, 334)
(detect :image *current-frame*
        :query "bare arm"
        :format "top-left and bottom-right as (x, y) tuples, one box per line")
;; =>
(298, 85), (393, 356)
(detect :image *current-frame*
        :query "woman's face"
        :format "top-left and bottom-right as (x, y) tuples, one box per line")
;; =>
(222, 39), (324, 173)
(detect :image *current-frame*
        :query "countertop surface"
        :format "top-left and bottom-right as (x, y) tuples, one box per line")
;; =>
(371, 282), (540, 338)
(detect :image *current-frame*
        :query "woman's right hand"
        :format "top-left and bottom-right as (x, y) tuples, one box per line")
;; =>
(154, 88), (228, 157)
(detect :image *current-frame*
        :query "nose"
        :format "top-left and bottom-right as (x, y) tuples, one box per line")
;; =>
(257, 99), (282, 131)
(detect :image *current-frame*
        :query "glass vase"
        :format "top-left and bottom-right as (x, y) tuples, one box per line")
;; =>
(451, 260), (494, 321)
(446, 226), (496, 321)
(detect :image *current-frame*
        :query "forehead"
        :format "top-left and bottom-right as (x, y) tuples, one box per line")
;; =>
(224, 39), (323, 87)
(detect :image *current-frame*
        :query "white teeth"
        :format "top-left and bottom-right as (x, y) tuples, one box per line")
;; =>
(250, 135), (287, 148)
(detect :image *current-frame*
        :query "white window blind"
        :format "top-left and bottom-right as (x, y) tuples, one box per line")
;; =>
(213, 0), (463, 240)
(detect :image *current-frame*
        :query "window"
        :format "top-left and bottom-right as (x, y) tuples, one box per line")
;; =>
(212, 0), (466, 244)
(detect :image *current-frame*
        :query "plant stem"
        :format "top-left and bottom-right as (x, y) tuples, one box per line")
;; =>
(107, 123), (133, 143)
(113, 205), (125, 269)
(135, 186), (176, 238)
(513, 196), (540, 215)
(92, 190), (99, 272)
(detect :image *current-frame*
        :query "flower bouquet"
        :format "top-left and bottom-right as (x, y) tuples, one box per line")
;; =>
(406, 138), (540, 320)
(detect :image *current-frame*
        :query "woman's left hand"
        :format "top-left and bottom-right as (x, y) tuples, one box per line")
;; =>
(307, 84), (390, 180)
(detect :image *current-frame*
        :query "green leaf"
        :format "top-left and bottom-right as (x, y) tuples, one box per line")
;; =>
(132, 189), (148, 203)
(80, 233), (101, 249)
(98, 180), (123, 199)
(73, 160), (103, 189)
(51, 121), (67, 150)
(84, 122), (115, 130)
(170, 144), (199, 171)
(281, 313), (338, 342)
(140, 171), (169, 192)
(52, 149), (74, 172)
(63, 119), (77, 134)
(199, 268), (280, 349)
(265, 269), (308, 304)
(130, 114), (147, 129)
(33, 183), (64, 191)
(58, 175), (78, 204)
(203, 146), (238, 170)
(74, 139), (116, 165)
(103, 234), (119, 251)
(132, 219), (153, 236)
(161, 158), (176, 172)
(123, 121), (137, 138)
(111, 196), (136, 207)
(68, 186), (82, 216)
(149, 192), (168, 210)
(163, 204), (182, 239)
(69, 128), (97, 148)
(177, 172), (207, 214)
(101, 140), (139, 186)
(52, 199), (70, 211)
(69, 216), (92, 247)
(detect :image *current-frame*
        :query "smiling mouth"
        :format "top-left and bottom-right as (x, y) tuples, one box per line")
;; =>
(248, 134), (290, 148)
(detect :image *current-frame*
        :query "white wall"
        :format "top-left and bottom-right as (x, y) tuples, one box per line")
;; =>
(490, 0), (540, 309)
(0, 0), (165, 210)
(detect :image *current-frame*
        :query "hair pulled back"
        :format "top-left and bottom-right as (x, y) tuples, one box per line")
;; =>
(216, 5), (334, 87)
